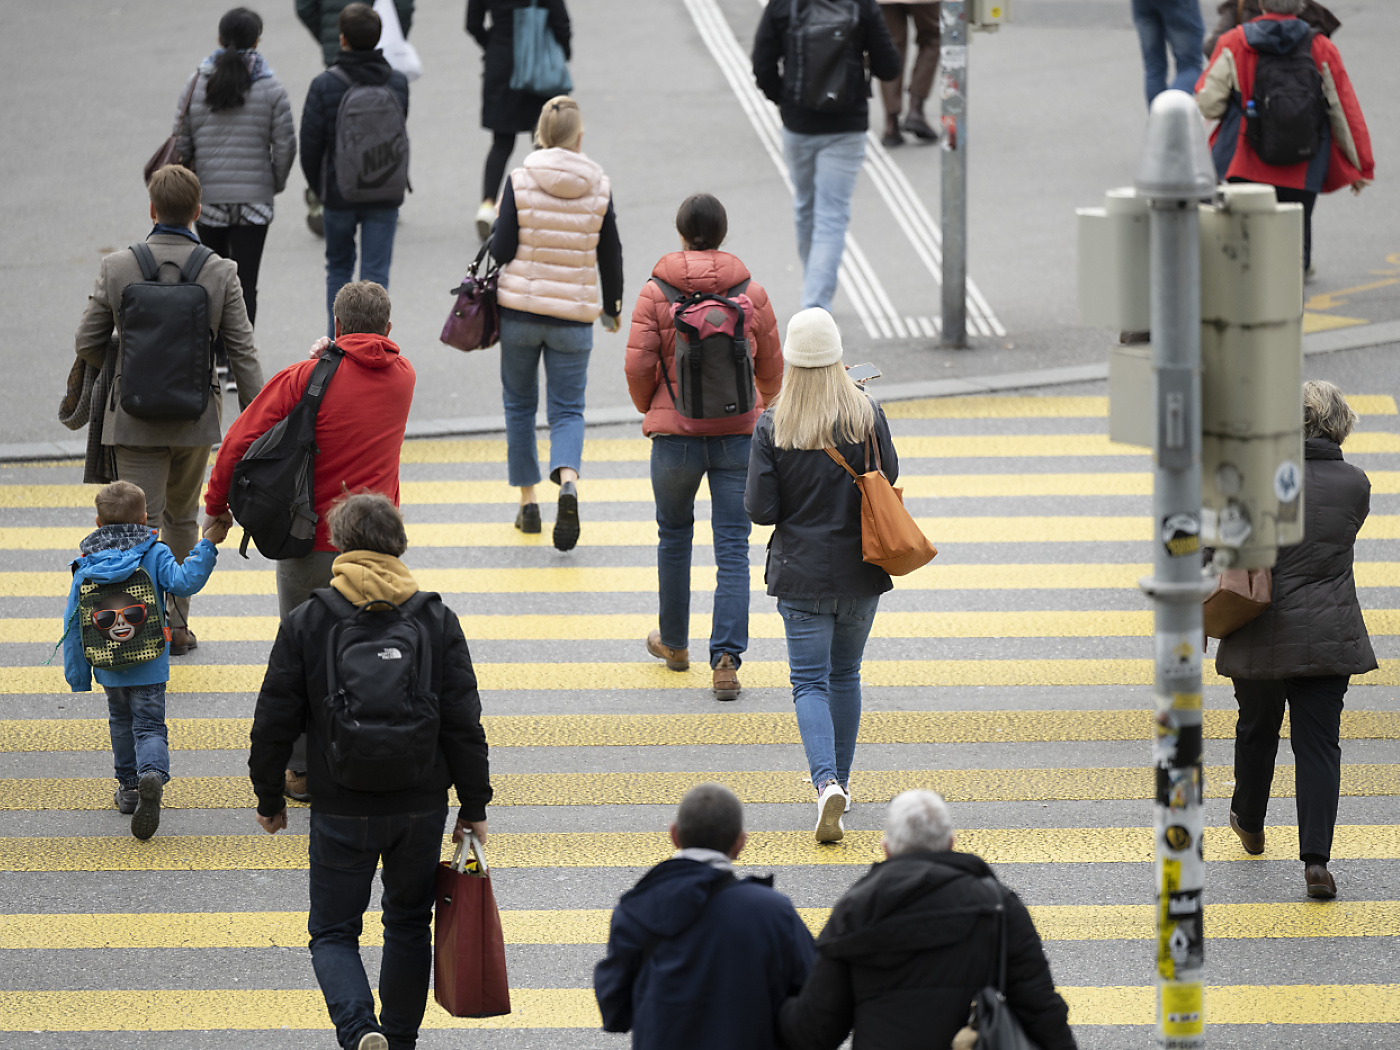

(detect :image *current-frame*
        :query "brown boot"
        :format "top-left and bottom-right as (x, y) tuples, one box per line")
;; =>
(712, 654), (740, 701)
(903, 103), (938, 142)
(1229, 810), (1265, 855)
(646, 630), (689, 671)
(1305, 863), (1337, 899)
(168, 626), (198, 656)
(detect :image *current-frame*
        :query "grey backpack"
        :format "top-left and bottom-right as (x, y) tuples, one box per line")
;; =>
(327, 67), (409, 204)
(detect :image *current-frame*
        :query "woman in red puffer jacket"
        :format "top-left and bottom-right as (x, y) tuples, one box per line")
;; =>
(625, 194), (783, 703)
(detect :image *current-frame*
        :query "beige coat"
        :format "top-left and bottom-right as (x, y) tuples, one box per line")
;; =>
(74, 232), (264, 447)
(496, 148), (611, 323)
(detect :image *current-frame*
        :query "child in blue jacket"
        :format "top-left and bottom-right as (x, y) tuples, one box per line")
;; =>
(61, 481), (230, 839)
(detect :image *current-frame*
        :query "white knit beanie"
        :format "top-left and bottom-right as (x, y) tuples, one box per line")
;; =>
(783, 308), (844, 369)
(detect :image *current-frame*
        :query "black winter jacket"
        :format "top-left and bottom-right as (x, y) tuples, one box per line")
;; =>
(1216, 438), (1377, 679)
(248, 589), (492, 823)
(467, 0), (572, 134)
(298, 0), (415, 68)
(300, 48), (410, 210)
(779, 851), (1076, 1050)
(745, 402), (898, 599)
(752, 0), (902, 135)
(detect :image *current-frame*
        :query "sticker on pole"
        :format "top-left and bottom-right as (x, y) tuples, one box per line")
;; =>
(1160, 981), (1204, 1039)
(1156, 633), (1201, 680)
(1274, 460), (1301, 503)
(1161, 513), (1200, 558)
(1217, 501), (1252, 547)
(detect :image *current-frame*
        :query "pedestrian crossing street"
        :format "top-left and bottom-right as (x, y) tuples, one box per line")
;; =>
(1, 390), (1397, 1048)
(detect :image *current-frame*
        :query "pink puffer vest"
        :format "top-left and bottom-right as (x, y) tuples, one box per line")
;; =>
(497, 148), (612, 323)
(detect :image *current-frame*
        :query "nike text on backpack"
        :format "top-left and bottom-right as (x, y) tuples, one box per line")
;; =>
(117, 243), (215, 421)
(1246, 31), (1327, 166)
(77, 568), (169, 671)
(327, 67), (409, 204)
(824, 434), (937, 576)
(786, 0), (861, 113)
(317, 590), (441, 793)
(650, 277), (756, 430)
(228, 346), (343, 561)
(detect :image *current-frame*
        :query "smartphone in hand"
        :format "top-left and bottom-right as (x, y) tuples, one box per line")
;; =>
(847, 362), (882, 385)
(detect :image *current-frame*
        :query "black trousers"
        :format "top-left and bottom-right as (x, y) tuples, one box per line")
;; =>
(197, 222), (269, 367)
(1228, 177), (1316, 270)
(483, 131), (517, 204)
(1231, 674), (1348, 864)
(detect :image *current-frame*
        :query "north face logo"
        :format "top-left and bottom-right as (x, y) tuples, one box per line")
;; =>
(377, 648), (404, 660)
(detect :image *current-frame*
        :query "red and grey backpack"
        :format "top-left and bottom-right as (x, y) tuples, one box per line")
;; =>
(651, 277), (756, 431)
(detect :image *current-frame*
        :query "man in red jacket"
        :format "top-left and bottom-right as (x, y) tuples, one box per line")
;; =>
(1196, 0), (1374, 278)
(204, 280), (415, 800)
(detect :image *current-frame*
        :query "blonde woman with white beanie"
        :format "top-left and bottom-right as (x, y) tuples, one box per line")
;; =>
(744, 308), (898, 843)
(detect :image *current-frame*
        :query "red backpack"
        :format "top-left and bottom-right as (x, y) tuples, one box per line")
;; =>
(651, 277), (756, 432)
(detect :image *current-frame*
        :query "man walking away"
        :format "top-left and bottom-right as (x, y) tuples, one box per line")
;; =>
(877, 1), (940, 147)
(301, 3), (410, 336)
(73, 165), (264, 656)
(594, 784), (815, 1050)
(249, 492), (491, 1050)
(1132, 0), (1206, 107)
(205, 280), (415, 804)
(779, 790), (1077, 1050)
(1196, 0), (1373, 280)
(753, 0), (900, 312)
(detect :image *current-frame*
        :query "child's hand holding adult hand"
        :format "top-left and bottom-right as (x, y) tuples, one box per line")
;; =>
(202, 511), (233, 544)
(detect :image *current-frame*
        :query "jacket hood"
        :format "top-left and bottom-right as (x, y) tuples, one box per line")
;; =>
(817, 851), (995, 962)
(330, 550), (420, 607)
(522, 148), (605, 200)
(1243, 14), (1312, 54)
(1306, 436), (1343, 461)
(616, 858), (743, 939)
(73, 528), (157, 582)
(333, 47), (393, 84)
(652, 250), (753, 295)
(333, 333), (403, 370)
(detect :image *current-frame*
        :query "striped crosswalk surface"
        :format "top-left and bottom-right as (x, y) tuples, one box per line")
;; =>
(2, 391), (1397, 1046)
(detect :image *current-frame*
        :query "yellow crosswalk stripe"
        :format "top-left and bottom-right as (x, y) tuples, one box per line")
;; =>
(6, 709), (1397, 753)
(5, 900), (1396, 949)
(879, 393), (1397, 419)
(6, 657), (1400, 694)
(8, 764), (1397, 811)
(3, 825), (1398, 872)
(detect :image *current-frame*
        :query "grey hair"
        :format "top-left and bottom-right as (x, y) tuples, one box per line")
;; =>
(1303, 379), (1358, 445)
(884, 789), (955, 855)
(1260, 0), (1305, 14)
(675, 783), (744, 853)
(333, 280), (392, 335)
(327, 492), (408, 556)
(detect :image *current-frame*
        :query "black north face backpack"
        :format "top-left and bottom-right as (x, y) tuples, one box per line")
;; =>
(316, 590), (441, 793)
(1246, 31), (1327, 166)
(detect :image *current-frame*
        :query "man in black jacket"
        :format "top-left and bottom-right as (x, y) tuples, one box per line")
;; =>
(249, 492), (490, 1050)
(779, 790), (1076, 1050)
(752, 0), (900, 312)
(301, 3), (410, 336)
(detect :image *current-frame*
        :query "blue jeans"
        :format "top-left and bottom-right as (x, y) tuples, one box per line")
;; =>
(1131, 0), (1205, 107)
(651, 434), (753, 668)
(782, 129), (867, 311)
(498, 315), (592, 488)
(105, 683), (169, 786)
(778, 595), (880, 788)
(323, 206), (399, 337)
(308, 806), (447, 1050)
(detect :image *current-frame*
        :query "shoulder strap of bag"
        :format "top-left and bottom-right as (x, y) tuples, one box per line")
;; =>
(725, 279), (751, 297)
(178, 245), (214, 284)
(129, 243), (161, 282)
(975, 875), (1010, 993)
(328, 65), (354, 89)
(303, 343), (344, 405)
(823, 446), (860, 481)
(173, 70), (199, 134)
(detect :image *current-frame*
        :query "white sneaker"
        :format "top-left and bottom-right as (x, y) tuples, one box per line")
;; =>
(476, 200), (496, 242)
(357, 1031), (388, 1050)
(815, 781), (845, 843)
(841, 781), (852, 812)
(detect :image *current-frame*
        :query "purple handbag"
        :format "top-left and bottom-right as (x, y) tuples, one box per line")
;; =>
(441, 244), (501, 352)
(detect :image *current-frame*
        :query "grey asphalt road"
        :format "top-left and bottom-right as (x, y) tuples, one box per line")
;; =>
(4, 0), (1397, 447)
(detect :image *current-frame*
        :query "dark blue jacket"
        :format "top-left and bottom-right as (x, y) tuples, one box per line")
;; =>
(594, 857), (815, 1050)
(300, 48), (410, 210)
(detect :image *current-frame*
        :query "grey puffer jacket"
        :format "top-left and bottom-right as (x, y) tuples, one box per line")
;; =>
(176, 71), (297, 206)
(1216, 438), (1377, 680)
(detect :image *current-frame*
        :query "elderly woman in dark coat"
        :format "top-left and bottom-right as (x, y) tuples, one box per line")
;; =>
(1217, 380), (1376, 900)
(466, 0), (571, 240)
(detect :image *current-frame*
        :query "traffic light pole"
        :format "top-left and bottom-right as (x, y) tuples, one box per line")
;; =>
(939, 0), (967, 348)
(1135, 90), (1217, 1050)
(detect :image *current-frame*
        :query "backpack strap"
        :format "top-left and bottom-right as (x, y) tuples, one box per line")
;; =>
(129, 243), (161, 282)
(649, 276), (682, 304)
(178, 245), (214, 284)
(328, 65), (354, 89)
(724, 279), (751, 297)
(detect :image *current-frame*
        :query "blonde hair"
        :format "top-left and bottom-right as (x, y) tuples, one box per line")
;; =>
(1303, 379), (1358, 445)
(535, 96), (583, 150)
(95, 481), (147, 525)
(770, 362), (876, 450)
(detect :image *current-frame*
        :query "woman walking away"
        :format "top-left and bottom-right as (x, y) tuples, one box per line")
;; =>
(467, 0), (572, 240)
(490, 96), (622, 552)
(1217, 381), (1376, 900)
(176, 8), (296, 386)
(745, 308), (897, 843)
(626, 194), (783, 702)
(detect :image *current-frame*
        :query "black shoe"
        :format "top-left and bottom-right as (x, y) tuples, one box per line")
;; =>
(881, 116), (905, 148)
(515, 502), (541, 534)
(903, 109), (938, 142)
(131, 772), (164, 840)
(305, 188), (324, 237)
(553, 481), (580, 551)
(114, 784), (139, 815)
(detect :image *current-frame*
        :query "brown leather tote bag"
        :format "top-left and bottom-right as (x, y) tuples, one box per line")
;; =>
(1203, 568), (1272, 639)
(824, 433), (937, 577)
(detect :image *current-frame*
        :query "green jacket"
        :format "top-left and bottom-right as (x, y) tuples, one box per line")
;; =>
(296, 0), (415, 67)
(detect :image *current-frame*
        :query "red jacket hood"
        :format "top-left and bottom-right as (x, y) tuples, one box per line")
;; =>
(651, 251), (753, 294)
(334, 332), (402, 369)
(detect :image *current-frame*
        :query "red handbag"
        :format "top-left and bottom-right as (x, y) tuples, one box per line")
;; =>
(434, 834), (511, 1018)
(441, 245), (501, 352)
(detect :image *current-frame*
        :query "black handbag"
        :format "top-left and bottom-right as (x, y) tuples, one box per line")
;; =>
(952, 878), (1043, 1050)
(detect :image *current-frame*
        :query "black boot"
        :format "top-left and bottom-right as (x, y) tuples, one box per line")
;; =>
(881, 114), (905, 148)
